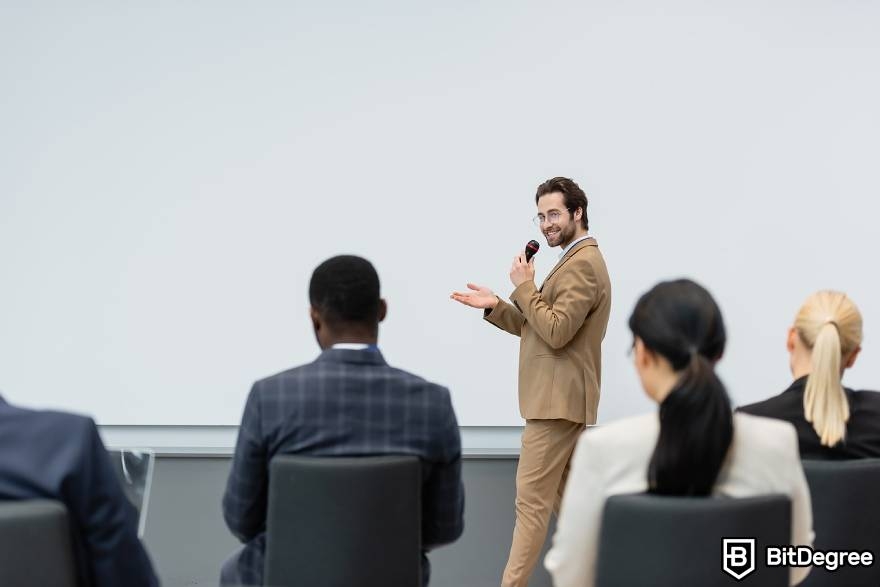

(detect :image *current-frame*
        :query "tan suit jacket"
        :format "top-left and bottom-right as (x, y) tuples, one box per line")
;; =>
(484, 238), (611, 424)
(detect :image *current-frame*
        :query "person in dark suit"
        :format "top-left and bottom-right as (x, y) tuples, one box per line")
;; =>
(0, 397), (159, 587)
(220, 255), (465, 587)
(740, 290), (880, 459)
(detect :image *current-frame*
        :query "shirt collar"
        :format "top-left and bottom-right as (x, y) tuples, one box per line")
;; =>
(330, 343), (380, 352)
(558, 235), (591, 260)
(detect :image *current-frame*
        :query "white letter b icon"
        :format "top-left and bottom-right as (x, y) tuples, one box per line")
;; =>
(723, 538), (756, 580)
(729, 546), (749, 567)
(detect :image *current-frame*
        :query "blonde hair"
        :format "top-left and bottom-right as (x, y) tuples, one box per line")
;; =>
(794, 291), (863, 446)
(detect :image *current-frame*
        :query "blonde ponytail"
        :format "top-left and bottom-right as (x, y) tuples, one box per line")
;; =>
(795, 291), (862, 447)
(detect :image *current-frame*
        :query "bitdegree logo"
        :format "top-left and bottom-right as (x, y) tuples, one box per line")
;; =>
(723, 539), (755, 580)
(767, 546), (874, 571)
(722, 538), (875, 580)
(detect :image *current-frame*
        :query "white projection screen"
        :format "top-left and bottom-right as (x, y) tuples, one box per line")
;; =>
(1, 1), (879, 426)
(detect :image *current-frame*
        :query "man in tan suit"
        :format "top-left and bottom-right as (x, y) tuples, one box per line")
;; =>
(451, 177), (611, 587)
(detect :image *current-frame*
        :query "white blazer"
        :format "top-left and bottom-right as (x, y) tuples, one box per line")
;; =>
(544, 412), (814, 587)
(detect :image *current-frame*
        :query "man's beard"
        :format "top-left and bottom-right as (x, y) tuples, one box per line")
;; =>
(545, 223), (574, 247)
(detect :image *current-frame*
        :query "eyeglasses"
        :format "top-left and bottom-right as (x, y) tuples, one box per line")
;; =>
(532, 209), (569, 227)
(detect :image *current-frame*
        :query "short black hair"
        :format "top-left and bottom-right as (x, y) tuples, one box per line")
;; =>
(535, 176), (589, 231)
(309, 255), (381, 327)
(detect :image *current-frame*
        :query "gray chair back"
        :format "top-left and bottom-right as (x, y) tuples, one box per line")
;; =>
(801, 459), (880, 587)
(265, 455), (421, 587)
(596, 493), (790, 587)
(0, 499), (79, 587)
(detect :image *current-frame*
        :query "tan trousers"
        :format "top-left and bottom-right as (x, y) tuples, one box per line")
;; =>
(501, 419), (584, 587)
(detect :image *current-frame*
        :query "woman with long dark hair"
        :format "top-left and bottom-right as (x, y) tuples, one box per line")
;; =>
(544, 279), (813, 587)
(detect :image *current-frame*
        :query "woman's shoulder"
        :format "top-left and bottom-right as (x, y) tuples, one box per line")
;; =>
(576, 413), (660, 467)
(738, 386), (801, 418)
(731, 412), (800, 461)
(715, 414), (802, 494)
(850, 388), (880, 404)
(734, 411), (798, 440)
(581, 413), (659, 445)
(847, 389), (880, 427)
(571, 413), (658, 491)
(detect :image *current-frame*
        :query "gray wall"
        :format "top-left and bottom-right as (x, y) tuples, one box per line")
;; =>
(142, 456), (554, 587)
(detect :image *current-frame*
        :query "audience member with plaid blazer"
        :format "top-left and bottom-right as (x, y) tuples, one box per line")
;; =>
(220, 255), (465, 586)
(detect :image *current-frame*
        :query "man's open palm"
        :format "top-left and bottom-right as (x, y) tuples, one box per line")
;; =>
(450, 283), (498, 310)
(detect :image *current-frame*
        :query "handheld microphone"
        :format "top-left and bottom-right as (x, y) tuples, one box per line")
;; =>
(525, 240), (540, 262)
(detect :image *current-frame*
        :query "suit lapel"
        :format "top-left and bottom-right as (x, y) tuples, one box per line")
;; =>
(540, 237), (597, 291)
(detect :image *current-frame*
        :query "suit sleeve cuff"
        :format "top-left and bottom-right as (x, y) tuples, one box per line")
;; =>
(483, 296), (504, 321)
(509, 281), (538, 309)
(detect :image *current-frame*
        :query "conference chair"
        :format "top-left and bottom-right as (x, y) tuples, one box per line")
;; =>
(264, 455), (422, 587)
(595, 494), (790, 587)
(800, 459), (880, 587)
(0, 499), (80, 587)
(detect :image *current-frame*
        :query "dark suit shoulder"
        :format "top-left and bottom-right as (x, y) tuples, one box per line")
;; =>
(738, 392), (798, 418)
(252, 361), (316, 387)
(0, 404), (100, 498)
(255, 359), (447, 391)
(850, 389), (880, 407)
(356, 364), (453, 407)
(387, 366), (453, 405)
(248, 359), (452, 417)
(847, 389), (880, 425)
(383, 365), (446, 389)
(245, 361), (331, 405)
(0, 403), (95, 440)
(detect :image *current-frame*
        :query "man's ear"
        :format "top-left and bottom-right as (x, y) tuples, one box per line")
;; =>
(310, 306), (321, 331)
(377, 299), (387, 323)
(845, 346), (862, 369)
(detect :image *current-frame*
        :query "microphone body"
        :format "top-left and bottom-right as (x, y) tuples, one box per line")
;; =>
(525, 240), (540, 262)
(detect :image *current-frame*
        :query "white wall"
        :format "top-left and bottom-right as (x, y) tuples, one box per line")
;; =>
(1, 1), (879, 428)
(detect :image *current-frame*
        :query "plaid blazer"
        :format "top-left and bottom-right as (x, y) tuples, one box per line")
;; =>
(221, 348), (464, 586)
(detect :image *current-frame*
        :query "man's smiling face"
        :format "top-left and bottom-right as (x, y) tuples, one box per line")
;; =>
(536, 191), (578, 248)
